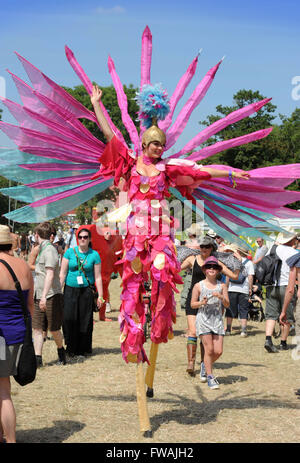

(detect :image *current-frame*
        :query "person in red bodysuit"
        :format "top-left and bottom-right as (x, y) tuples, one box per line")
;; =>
(77, 223), (123, 321)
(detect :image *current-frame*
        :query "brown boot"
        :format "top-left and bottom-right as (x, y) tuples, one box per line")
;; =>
(186, 342), (197, 376)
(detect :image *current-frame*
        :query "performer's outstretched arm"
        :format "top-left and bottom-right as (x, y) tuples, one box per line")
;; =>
(91, 85), (114, 142)
(201, 167), (250, 180)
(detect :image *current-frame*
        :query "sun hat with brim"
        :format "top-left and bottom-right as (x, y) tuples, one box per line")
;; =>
(236, 245), (249, 256)
(276, 227), (297, 245)
(198, 235), (217, 251)
(222, 244), (238, 253)
(0, 225), (12, 245)
(185, 223), (202, 237)
(201, 256), (222, 272)
(206, 228), (217, 239)
(223, 243), (249, 255)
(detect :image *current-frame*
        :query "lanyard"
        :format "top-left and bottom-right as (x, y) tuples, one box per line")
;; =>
(36, 241), (51, 263)
(74, 247), (88, 273)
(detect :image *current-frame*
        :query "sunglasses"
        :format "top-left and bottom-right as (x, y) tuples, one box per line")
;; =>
(200, 244), (212, 249)
(204, 264), (220, 270)
(78, 235), (89, 240)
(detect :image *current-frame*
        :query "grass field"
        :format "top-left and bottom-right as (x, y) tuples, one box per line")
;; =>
(11, 277), (300, 443)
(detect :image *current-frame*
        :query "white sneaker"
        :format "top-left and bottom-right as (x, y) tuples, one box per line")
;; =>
(240, 330), (247, 337)
(199, 362), (207, 383)
(106, 302), (111, 313)
(207, 376), (220, 389)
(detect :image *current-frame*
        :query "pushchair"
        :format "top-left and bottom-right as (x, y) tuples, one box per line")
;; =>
(248, 283), (265, 322)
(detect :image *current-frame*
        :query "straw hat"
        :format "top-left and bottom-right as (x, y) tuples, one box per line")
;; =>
(0, 225), (13, 245)
(222, 244), (237, 253)
(276, 227), (297, 245)
(185, 223), (202, 237)
(223, 243), (248, 255)
(236, 246), (250, 256)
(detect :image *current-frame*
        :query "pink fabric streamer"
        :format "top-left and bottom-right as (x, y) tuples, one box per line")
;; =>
(107, 56), (140, 151)
(26, 173), (96, 188)
(20, 146), (98, 164)
(191, 195), (241, 237)
(1, 97), (104, 153)
(165, 59), (223, 150)
(188, 128), (273, 161)
(7, 70), (49, 115)
(201, 181), (300, 215)
(34, 90), (103, 146)
(207, 163), (300, 189)
(0, 122), (101, 163)
(6, 69), (103, 148)
(159, 54), (199, 133)
(140, 26), (152, 89)
(16, 53), (97, 122)
(20, 162), (98, 171)
(200, 197), (254, 228)
(170, 98), (271, 158)
(64, 46), (127, 146)
(0, 121), (101, 157)
(140, 26), (152, 137)
(29, 178), (107, 207)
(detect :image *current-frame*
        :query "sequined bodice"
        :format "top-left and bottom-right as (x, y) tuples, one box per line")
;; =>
(128, 164), (169, 202)
(126, 165), (171, 237)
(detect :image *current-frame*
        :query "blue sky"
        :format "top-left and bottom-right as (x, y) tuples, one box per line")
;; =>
(0, 0), (299, 152)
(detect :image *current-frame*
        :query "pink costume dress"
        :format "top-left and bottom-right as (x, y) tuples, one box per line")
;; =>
(96, 135), (211, 363)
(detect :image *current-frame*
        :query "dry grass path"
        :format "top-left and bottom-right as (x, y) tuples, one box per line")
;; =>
(11, 277), (300, 443)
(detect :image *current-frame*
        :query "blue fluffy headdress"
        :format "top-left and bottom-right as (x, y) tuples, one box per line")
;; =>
(136, 83), (170, 128)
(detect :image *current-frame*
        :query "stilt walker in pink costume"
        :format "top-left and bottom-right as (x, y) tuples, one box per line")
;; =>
(1, 27), (300, 437)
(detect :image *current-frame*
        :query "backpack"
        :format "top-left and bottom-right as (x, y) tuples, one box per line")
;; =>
(255, 244), (282, 286)
(180, 271), (193, 309)
(229, 259), (248, 285)
(67, 230), (75, 247)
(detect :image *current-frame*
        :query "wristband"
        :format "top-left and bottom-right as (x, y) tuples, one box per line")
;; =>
(229, 170), (237, 188)
(98, 296), (105, 303)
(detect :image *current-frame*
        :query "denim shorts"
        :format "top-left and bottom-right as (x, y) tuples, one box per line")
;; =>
(226, 292), (250, 319)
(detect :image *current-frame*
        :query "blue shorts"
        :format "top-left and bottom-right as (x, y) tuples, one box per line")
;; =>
(226, 292), (250, 320)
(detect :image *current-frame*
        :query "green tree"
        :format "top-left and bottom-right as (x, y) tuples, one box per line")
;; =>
(276, 108), (300, 163)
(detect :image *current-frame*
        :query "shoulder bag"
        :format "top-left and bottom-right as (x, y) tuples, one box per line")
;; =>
(0, 259), (37, 386)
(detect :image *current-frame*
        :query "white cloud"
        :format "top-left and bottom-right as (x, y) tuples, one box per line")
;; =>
(95, 5), (126, 14)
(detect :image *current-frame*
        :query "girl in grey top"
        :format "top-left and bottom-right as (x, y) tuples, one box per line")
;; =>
(195, 280), (225, 337)
(191, 256), (229, 389)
